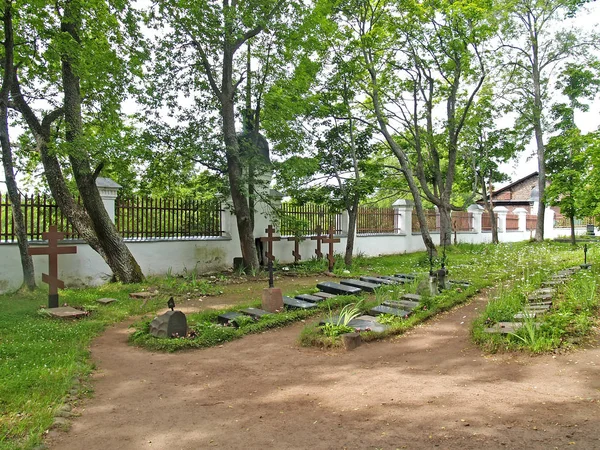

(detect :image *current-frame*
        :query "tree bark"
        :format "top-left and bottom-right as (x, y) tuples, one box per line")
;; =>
(344, 198), (359, 267)
(0, 0), (36, 291)
(59, 1), (144, 283)
(481, 172), (498, 244)
(531, 22), (546, 242)
(570, 215), (575, 246)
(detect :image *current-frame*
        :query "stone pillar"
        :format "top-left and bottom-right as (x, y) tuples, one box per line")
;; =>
(392, 199), (414, 234)
(96, 177), (121, 223)
(493, 206), (509, 233)
(467, 204), (484, 233)
(544, 207), (555, 237)
(513, 207), (528, 232)
(341, 210), (350, 235)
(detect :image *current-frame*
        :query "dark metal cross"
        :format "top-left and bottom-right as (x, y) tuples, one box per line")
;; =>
(28, 225), (77, 308)
(260, 225), (280, 288)
(584, 244), (588, 265)
(322, 226), (340, 273)
(287, 236), (302, 263)
(310, 225), (324, 259)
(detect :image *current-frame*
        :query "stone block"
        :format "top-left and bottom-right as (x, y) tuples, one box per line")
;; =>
(402, 293), (422, 302)
(283, 296), (317, 310)
(340, 279), (379, 292)
(217, 311), (244, 326)
(295, 294), (324, 303)
(47, 307), (88, 319)
(240, 307), (271, 320)
(96, 298), (117, 305)
(359, 276), (397, 285)
(395, 273), (417, 280)
(381, 276), (411, 284)
(368, 304), (410, 318)
(341, 332), (361, 351)
(149, 310), (188, 338)
(312, 292), (336, 299)
(262, 287), (284, 313)
(316, 281), (362, 295)
(383, 300), (419, 310)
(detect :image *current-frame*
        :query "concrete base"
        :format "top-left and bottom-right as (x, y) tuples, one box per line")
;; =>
(341, 332), (361, 351)
(262, 287), (283, 313)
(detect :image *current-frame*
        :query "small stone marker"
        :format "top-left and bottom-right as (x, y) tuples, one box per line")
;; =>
(322, 226), (340, 273)
(283, 296), (317, 310)
(317, 281), (362, 296)
(310, 226), (324, 259)
(368, 304), (410, 318)
(47, 306), (87, 318)
(313, 291), (336, 299)
(295, 294), (324, 303)
(240, 307), (271, 320)
(218, 311), (244, 326)
(129, 291), (153, 299)
(28, 225), (77, 308)
(96, 298), (117, 305)
(340, 279), (379, 293)
(359, 276), (396, 285)
(150, 310), (188, 337)
(341, 332), (361, 351)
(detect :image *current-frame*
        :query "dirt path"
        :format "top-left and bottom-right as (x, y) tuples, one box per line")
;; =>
(47, 285), (600, 450)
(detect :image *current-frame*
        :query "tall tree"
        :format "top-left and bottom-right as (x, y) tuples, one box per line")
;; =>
(11, 0), (145, 282)
(499, 0), (596, 241)
(147, 0), (299, 271)
(0, 0), (36, 290)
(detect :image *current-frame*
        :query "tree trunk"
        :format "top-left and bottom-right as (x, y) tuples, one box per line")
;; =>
(58, 1), (144, 283)
(570, 215), (576, 246)
(531, 29), (546, 242)
(344, 198), (359, 267)
(439, 205), (452, 248)
(481, 174), (498, 244)
(0, 0), (36, 291)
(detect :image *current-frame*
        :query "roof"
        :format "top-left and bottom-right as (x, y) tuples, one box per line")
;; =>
(491, 172), (538, 197)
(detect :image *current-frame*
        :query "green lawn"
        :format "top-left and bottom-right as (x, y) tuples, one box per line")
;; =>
(0, 241), (597, 449)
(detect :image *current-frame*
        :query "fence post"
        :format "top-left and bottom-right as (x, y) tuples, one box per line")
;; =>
(341, 210), (350, 235)
(467, 204), (484, 233)
(544, 207), (556, 238)
(96, 177), (121, 223)
(392, 199), (413, 234)
(493, 206), (509, 233)
(513, 207), (528, 232)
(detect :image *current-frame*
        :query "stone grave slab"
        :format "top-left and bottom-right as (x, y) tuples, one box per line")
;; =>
(359, 276), (397, 285)
(529, 301), (553, 307)
(313, 292), (336, 299)
(321, 316), (388, 333)
(340, 279), (379, 293)
(217, 311), (244, 326)
(316, 281), (362, 296)
(47, 307), (88, 318)
(383, 299), (420, 310)
(395, 273), (416, 280)
(524, 304), (551, 311)
(541, 280), (563, 288)
(527, 292), (553, 302)
(381, 276), (411, 284)
(402, 293), (422, 302)
(150, 310), (187, 338)
(283, 296), (317, 310)
(531, 288), (555, 296)
(240, 307), (271, 320)
(368, 304), (410, 318)
(514, 312), (537, 320)
(129, 291), (153, 299)
(484, 321), (539, 334)
(96, 297), (117, 305)
(295, 294), (324, 303)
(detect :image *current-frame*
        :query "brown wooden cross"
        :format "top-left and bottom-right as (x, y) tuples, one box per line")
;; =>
(28, 225), (77, 308)
(322, 226), (340, 273)
(310, 225), (324, 259)
(260, 225), (281, 288)
(287, 236), (303, 263)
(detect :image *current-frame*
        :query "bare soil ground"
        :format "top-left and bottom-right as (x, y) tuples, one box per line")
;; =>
(47, 277), (600, 450)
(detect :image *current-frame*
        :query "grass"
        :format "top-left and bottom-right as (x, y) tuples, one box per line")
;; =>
(0, 240), (596, 449)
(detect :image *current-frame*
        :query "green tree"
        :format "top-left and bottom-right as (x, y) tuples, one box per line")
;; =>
(10, 0), (145, 282)
(499, 0), (596, 241)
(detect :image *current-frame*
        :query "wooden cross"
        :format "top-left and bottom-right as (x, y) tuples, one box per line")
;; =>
(28, 225), (77, 308)
(310, 225), (324, 259)
(260, 225), (280, 288)
(322, 226), (340, 273)
(287, 236), (303, 263)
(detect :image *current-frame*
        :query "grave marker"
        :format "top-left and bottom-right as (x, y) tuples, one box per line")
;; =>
(310, 226), (324, 260)
(28, 225), (77, 308)
(322, 226), (340, 273)
(260, 225), (283, 312)
(287, 236), (303, 263)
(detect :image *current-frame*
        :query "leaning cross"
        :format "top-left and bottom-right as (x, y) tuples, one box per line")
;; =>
(28, 225), (77, 308)
(310, 225), (324, 260)
(260, 225), (280, 288)
(322, 226), (340, 273)
(287, 236), (303, 263)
